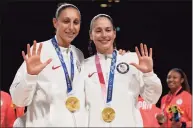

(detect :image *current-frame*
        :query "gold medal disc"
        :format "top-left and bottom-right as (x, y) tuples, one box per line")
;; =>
(102, 107), (115, 123)
(156, 114), (167, 124)
(65, 97), (80, 112)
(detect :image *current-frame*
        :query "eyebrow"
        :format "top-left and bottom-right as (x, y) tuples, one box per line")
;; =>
(61, 17), (80, 21)
(94, 26), (112, 29)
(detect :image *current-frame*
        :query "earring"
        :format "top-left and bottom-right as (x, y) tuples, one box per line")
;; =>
(113, 41), (117, 50)
(88, 40), (93, 56)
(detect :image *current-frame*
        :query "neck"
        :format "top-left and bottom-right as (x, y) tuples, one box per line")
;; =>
(56, 34), (70, 48)
(170, 86), (182, 94)
(97, 46), (114, 55)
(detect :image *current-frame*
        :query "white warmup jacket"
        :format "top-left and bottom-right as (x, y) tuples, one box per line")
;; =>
(74, 51), (162, 127)
(9, 37), (88, 127)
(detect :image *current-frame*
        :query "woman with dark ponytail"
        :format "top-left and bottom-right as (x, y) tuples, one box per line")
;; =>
(157, 68), (192, 128)
(74, 14), (162, 127)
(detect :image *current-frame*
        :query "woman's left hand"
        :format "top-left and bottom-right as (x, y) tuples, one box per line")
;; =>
(171, 121), (182, 128)
(130, 43), (153, 73)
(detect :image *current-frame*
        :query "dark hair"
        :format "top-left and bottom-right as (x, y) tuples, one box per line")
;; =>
(55, 3), (81, 19)
(88, 14), (116, 56)
(169, 68), (190, 93)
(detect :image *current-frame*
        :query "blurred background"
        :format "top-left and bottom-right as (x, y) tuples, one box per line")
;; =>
(1, 0), (192, 107)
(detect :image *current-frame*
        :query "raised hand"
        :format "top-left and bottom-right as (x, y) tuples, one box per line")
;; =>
(22, 40), (52, 75)
(130, 43), (153, 73)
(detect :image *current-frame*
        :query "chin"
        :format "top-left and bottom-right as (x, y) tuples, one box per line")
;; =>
(168, 86), (175, 90)
(102, 44), (111, 49)
(66, 39), (74, 44)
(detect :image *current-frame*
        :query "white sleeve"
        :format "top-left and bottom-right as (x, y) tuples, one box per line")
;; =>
(138, 71), (162, 104)
(9, 61), (38, 107)
(126, 52), (162, 104)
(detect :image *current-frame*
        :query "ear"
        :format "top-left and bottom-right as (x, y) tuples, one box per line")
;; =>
(53, 18), (58, 29)
(180, 78), (184, 84)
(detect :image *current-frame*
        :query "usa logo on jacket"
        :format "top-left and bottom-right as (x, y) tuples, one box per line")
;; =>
(116, 62), (129, 74)
(176, 99), (183, 105)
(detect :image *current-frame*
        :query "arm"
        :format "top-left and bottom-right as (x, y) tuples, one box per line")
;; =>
(139, 71), (162, 104)
(184, 104), (192, 127)
(10, 62), (38, 107)
(181, 93), (192, 127)
(130, 43), (162, 104)
(158, 96), (168, 127)
(10, 41), (52, 107)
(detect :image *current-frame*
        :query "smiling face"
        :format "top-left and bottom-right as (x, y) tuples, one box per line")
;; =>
(90, 16), (116, 54)
(166, 70), (184, 91)
(53, 7), (81, 47)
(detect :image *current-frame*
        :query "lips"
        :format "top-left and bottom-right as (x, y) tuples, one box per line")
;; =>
(65, 32), (75, 38)
(99, 40), (110, 44)
(168, 82), (175, 87)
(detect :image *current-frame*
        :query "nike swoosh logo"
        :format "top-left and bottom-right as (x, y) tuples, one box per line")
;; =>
(88, 72), (97, 78)
(52, 65), (61, 70)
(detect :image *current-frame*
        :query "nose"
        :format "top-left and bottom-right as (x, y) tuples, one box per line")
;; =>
(68, 22), (74, 31)
(101, 30), (107, 38)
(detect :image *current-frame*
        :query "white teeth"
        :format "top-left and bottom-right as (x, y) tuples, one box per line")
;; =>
(65, 32), (74, 34)
(66, 33), (74, 36)
(100, 40), (108, 43)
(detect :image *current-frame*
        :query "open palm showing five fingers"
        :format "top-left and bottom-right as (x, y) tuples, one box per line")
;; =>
(130, 43), (153, 73)
(22, 40), (52, 75)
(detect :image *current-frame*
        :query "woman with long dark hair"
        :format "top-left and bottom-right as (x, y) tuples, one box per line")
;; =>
(157, 68), (192, 127)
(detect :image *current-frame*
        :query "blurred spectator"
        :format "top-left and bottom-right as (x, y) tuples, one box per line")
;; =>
(157, 68), (192, 127)
(1, 91), (25, 127)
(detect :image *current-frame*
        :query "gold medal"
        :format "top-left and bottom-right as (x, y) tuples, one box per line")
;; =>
(156, 113), (166, 124)
(65, 97), (80, 112)
(102, 107), (115, 123)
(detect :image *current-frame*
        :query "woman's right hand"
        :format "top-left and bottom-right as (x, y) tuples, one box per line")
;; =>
(22, 40), (52, 75)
